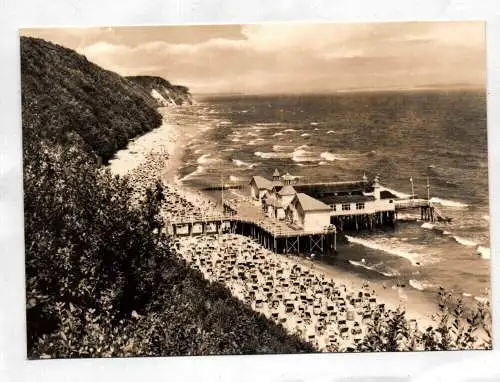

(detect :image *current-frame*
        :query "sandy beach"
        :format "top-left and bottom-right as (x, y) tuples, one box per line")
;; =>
(108, 107), (192, 184)
(107, 110), (490, 351)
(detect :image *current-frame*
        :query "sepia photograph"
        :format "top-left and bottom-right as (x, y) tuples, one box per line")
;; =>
(20, 21), (491, 359)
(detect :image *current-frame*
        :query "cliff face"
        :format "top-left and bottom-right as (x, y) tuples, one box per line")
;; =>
(20, 37), (191, 163)
(126, 75), (193, 106)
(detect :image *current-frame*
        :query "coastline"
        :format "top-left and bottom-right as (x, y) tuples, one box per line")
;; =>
(106, 108), (450, 350)
(108, 107), (190, 183)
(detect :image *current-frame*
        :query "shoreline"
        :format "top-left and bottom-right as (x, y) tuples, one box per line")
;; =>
(106, 109), (439, 348)
(107, 108), (489, 350)
(108, 107), (192, 184)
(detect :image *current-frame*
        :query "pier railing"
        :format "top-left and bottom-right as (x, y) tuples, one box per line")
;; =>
(167, 213), (336, 238)
(395, 198), (430, 210)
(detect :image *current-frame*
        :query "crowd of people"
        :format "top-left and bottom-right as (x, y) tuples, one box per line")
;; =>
(173, 234), (389, 351)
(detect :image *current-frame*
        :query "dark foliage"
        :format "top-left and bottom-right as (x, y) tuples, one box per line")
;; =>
(22, 37), (312, 358)
(24, 140), (313, 358)
(355, 288), (492, 352)
(20, 36), (164, 163)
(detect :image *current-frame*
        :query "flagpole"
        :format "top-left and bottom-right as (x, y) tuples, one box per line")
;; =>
(426, 176), (430, 202)
(410, 177), (414, 200)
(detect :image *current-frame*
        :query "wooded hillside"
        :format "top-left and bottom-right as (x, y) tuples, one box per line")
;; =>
(22, 37), (313, 358)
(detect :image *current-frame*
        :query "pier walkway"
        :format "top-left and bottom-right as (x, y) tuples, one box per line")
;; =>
(168, 197), (337, 255)
(395, 198), (451, 222)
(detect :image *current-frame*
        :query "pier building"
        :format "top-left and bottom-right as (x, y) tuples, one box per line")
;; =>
(253, 170), (399, 232)
(166, 170), (448, 256)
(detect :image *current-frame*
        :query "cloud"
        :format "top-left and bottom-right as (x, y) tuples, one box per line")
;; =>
(23, 22), (486, 94)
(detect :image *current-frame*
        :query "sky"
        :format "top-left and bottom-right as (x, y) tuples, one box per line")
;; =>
(21, 22), (486, 94)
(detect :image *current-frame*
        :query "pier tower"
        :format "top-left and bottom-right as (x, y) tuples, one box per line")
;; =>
(373, 174), (382, 200)
(273, 168), (281, 182)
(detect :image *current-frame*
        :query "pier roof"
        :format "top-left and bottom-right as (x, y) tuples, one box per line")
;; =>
(293, 181), (370, 197)
(250, 175), (274, 190)
(293, 193), (332, 212)
(322, 194), (375, 204)
(380, 190), (399, 199)
(278, 185), (296, 196)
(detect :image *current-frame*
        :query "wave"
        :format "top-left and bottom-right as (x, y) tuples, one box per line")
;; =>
(482, 215), (490, 222)
(348, 260), (395, 277)
(397, 214), (419, 222)
(222, 148), (235, 152)
(301, 133), (311, 137)
(255, 151), (292, 159)
(292, 149), (318, 163)
(218, 121), (232, 126)
(273, 145), (291, 152)
(462, 292), (472, 297)
(256, 122), (281, 127)
(178, 165), (205, 182)
(326, 130), (335, 134)
(381, 186), (411, 199)
(284, 128), (298, 133)
(319, 161), (328, 166)
(229, 175), (244, 182)
(477, 246), (490, 259)
(232, 159), (253, 168)
(197, 154), (211, 164)
(295, 144), (309, 150)
(420, 222), (488, 256)
(272, 133), (284, 137)
(452, 236), (478, 247)
(409, 279), (435, 291)
(310, 122), (320, 126)
(200, 125), (213, 132)
(345, 235), (423, 266)
(320, 152), (348, 162)
(430, 197), (468, 208)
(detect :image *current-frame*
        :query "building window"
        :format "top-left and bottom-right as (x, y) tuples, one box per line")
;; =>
(331, 205), (336, 211)
(342, 204), (350, 211)
(356, 202), (365, 210)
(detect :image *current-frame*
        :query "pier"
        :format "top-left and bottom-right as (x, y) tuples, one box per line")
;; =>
(166, 173), (451, 256)
(201, 184), (245, 192)
(395, 198), (451, 222)
(167, 200), (337, 255)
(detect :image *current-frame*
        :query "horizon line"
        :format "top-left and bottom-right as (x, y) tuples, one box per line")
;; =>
(192, 85), (486, 97)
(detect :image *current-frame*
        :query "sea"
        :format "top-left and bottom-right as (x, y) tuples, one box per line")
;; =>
(163, 90), (490, 308)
